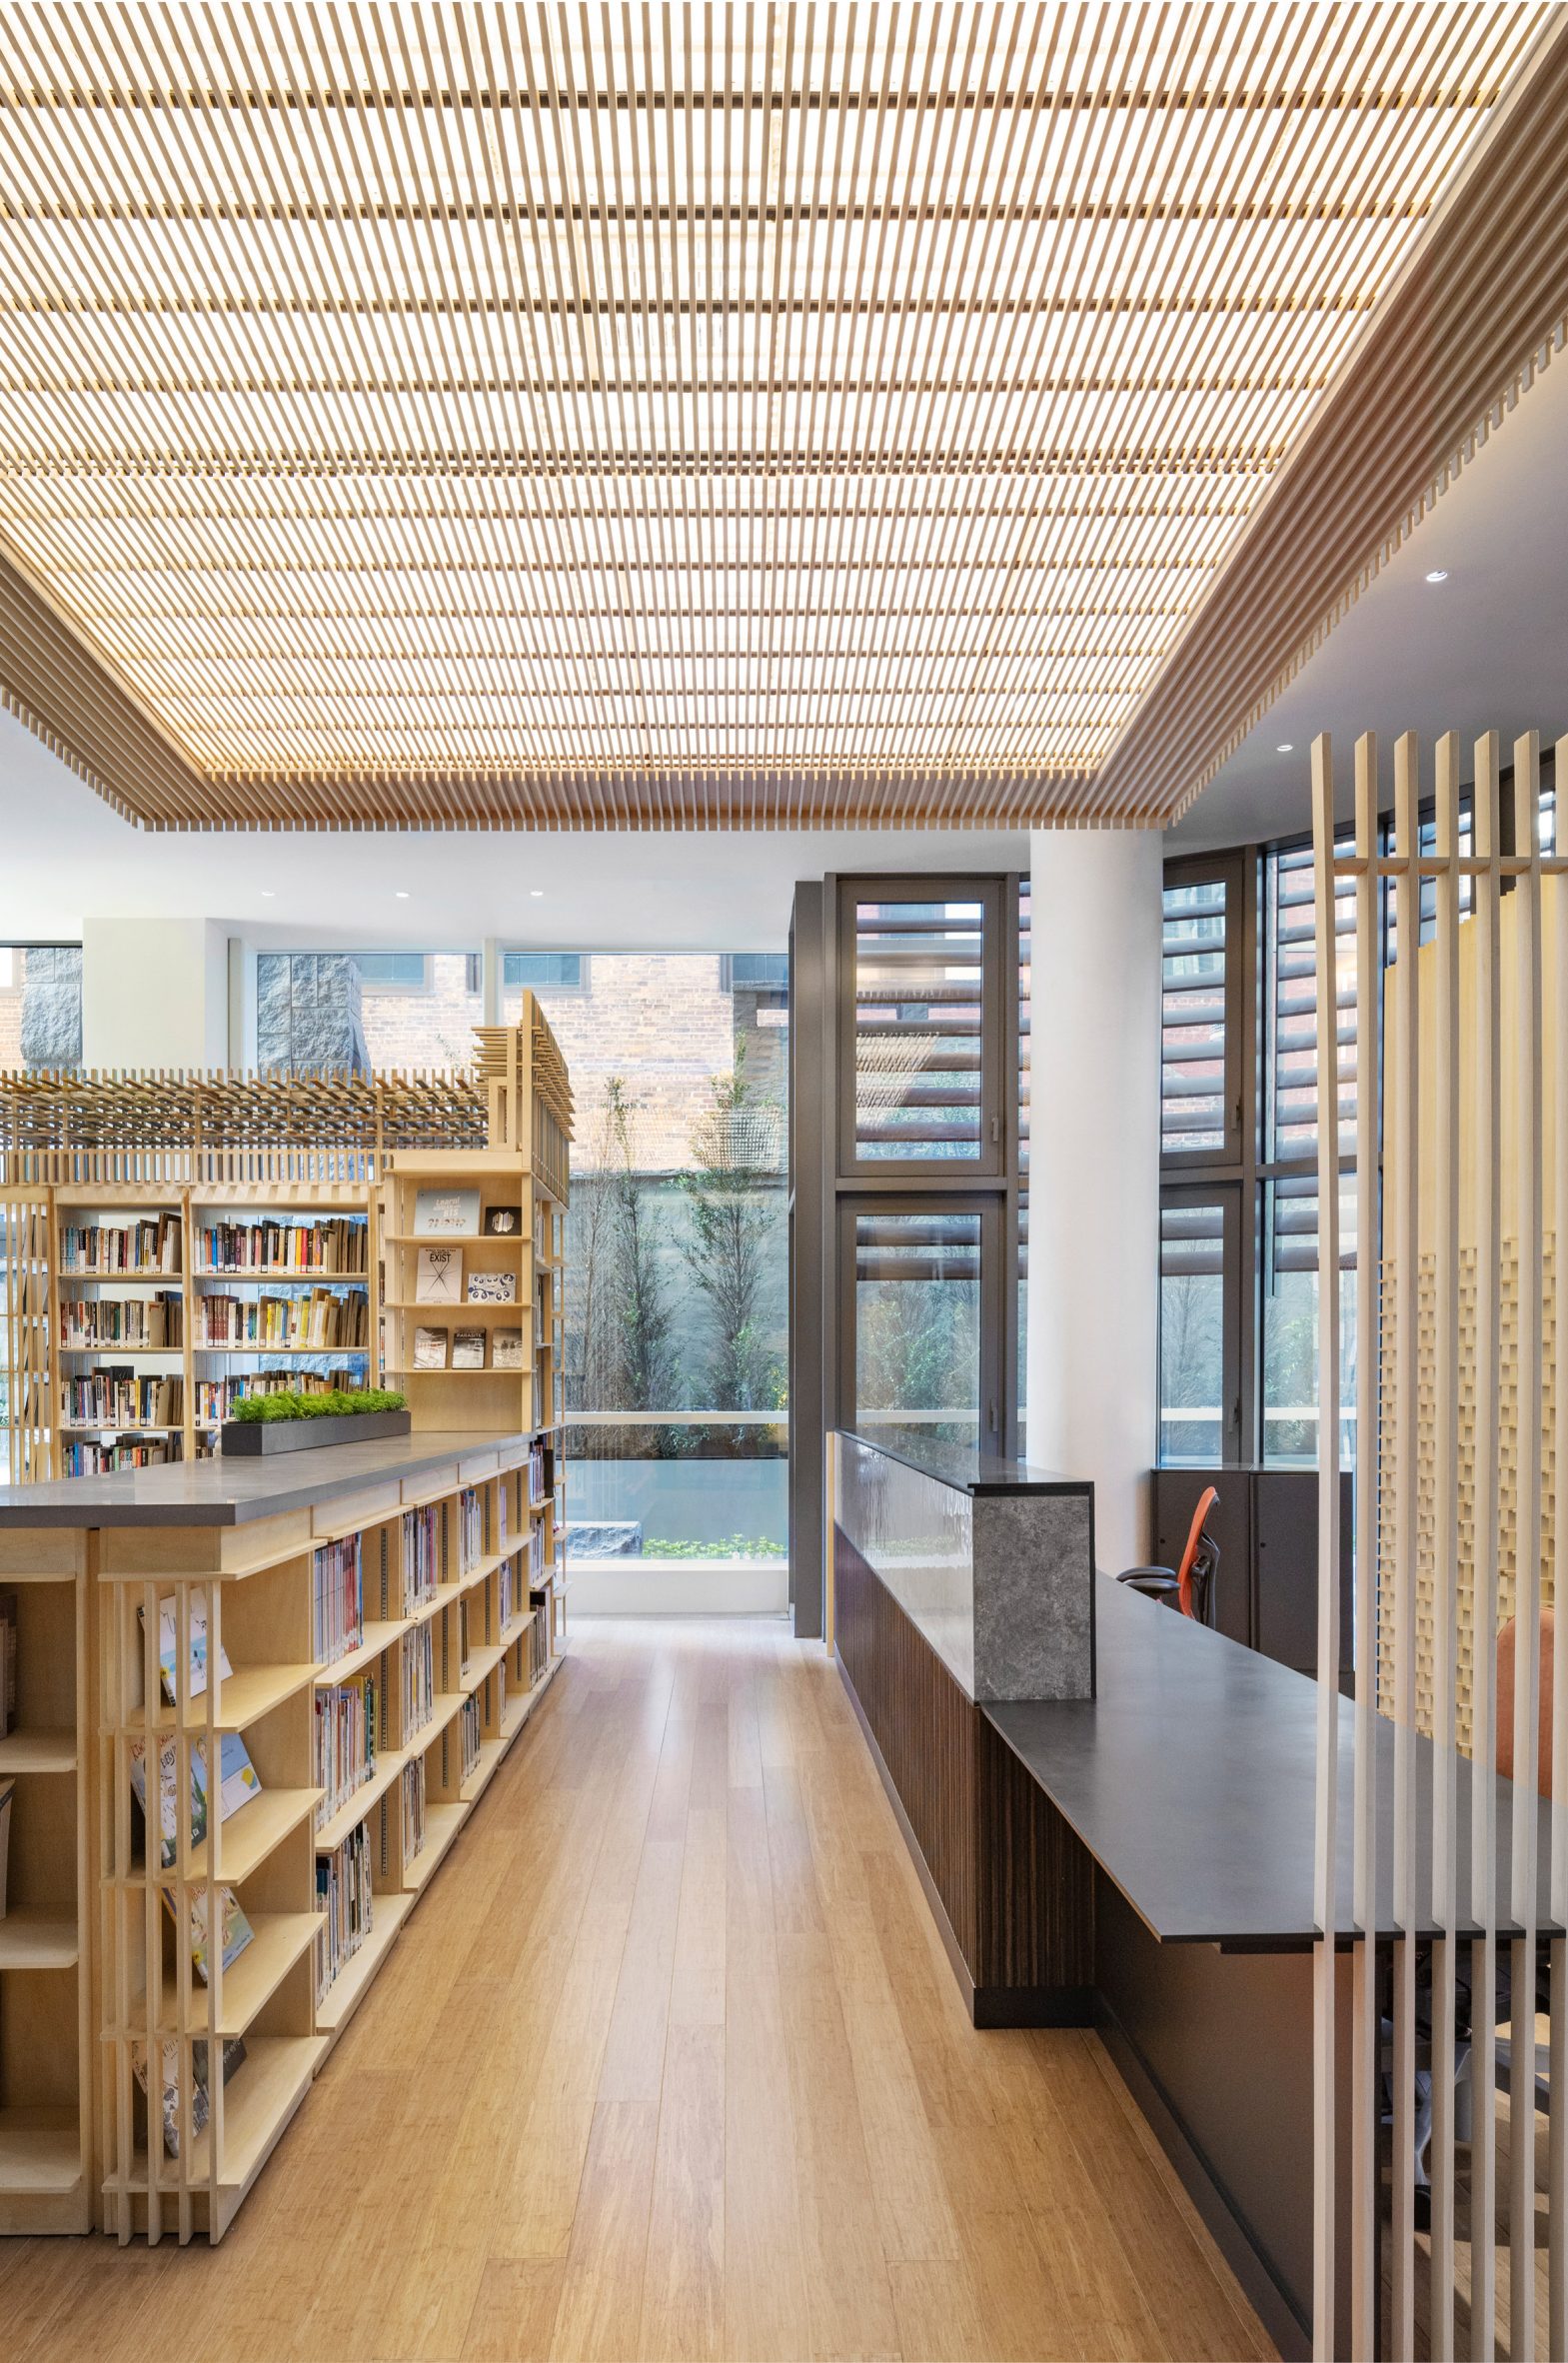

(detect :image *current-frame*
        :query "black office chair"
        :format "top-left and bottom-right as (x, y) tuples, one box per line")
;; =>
(1117, 1485), (1220, 1627)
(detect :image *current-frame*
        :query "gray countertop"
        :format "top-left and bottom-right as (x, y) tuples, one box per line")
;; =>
(0, 1429), (532, 1526)
(835, 1427), (1091, 1497)
(987, 1575), (1557, 1948)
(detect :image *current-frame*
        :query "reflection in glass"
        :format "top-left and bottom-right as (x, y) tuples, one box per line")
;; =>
(853, 1211), (980, 1451)
(854, 902), (983, 1162)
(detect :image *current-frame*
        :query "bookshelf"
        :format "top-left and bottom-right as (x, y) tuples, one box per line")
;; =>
(0, 1523), (91, 2235)
(95, 1437), (561, 2243)
(51, 1189), (379, 1477)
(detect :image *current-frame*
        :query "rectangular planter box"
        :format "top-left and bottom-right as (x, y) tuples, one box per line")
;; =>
(220, 1408), (412, 1456)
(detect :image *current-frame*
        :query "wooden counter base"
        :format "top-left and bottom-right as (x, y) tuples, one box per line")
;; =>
(831, 1526), (1093, 2027)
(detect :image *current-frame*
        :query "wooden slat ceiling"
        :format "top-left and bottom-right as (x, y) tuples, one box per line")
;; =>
(0, 1), (1560, 832)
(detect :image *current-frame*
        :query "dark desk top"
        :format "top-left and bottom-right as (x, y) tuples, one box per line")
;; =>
(986, 1577), (1558, 1949)
(836, 1427), (1090, 1498)
(0, 1429), (529, 1527)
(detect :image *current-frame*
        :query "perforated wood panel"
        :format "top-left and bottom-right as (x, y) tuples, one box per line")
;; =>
(1377, 1241), (1559, 1749)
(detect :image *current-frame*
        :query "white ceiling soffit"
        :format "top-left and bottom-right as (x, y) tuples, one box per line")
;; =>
(0, 3), (1563, 832)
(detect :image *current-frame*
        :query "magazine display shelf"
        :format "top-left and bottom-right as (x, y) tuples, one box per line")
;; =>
(76, 1433), (559, 2245)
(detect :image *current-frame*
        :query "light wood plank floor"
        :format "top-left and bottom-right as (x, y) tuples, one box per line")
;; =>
(2, 1616), (1275, 2363)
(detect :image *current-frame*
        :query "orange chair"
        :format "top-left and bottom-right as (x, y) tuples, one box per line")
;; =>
(1496, 1608), (1555, 1797)
(1117, 1485), (1220, 1624)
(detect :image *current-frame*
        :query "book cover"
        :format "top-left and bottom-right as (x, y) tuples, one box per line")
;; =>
(130, 1733), (204, 1868)
(132, 2034), (247, 2160)
(493, 1327), (524, 1370)
(165, 1882), (255, 1984)
(415, 1244), (463, 1303)
(413, 1324), (449, 1370)
(466, 1269), (516, 1304)
(452, 1326), (486, 1370)
(413, 1186), (481, 1236)
(0, 1773), (12, 1918)
(155, 1594), (234, 1706)
(212, 1732), (263, 1822)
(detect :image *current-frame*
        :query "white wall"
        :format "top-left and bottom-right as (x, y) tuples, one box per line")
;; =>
(80, 917), (231, 1069)
(1026, 828), (1162, 1572)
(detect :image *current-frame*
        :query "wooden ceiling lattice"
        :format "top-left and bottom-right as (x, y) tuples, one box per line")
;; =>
(0, 1), (1558, 830)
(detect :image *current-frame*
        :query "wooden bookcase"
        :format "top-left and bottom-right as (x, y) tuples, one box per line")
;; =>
(0, 1522), (92, 2234)
(96, 1441), (560, 2244)
(53, 1182), (379, 1478)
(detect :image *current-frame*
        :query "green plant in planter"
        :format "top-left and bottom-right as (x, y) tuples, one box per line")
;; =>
(229, 1387), (407, 1423)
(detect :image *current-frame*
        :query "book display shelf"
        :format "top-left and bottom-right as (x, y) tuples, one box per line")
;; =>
(0, 1523), (92, 2233)
(96, 1439), (559, 2244)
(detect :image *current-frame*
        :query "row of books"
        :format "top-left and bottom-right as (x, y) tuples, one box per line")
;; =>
(60, 1289), (183, 1348)
(528, 1597), (552, 1685)
(197, 1217), (368, 1275)
(312, 1533), (363, 1667)
(460, 1693), (482, 1785)
(402, 1756), (427, 1862)
(528, 1438), (551, 1507)
(62, 1369), (182, 1428)
(498, 1555), (515, 1634)
(196, 1367), (367, 1423)
(197, 1289), (370, 1349)
(314, 1673), (377, 1828)
(402, 1623), (434, 1740)
(528, 1523), (548, 1585)
(60, 1213), (181, 1274)
(401, 1503), (440, 1612)
(411, 1323), (522, 1370)
(63, 1435), (182, 1474)
(316, 1821), (374, 2003)
(457, 1484), (484, 1573)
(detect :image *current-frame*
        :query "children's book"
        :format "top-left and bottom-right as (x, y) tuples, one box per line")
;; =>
(155, 1594), (234, 1705)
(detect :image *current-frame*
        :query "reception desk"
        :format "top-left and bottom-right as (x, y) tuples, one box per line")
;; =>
(831, 1427), (1557, 2360)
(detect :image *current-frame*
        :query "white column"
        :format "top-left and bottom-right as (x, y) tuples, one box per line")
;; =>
(1025, 828), (1162, 1572)
(81, 917), (231, 1068)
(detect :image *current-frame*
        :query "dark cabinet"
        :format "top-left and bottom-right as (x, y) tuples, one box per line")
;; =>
(1151, 1463), (1354, 1682)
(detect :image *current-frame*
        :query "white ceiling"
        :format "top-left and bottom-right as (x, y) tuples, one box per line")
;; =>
(1169, 338), (1568, 850)
(0, 712), (1025, 951)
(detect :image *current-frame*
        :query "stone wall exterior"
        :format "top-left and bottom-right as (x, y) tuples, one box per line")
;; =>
(0, 946), (83, 1069)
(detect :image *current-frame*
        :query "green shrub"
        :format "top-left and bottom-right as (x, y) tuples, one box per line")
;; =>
(229, 1387), (407, 1424)
(640, 1533), (786, 1560)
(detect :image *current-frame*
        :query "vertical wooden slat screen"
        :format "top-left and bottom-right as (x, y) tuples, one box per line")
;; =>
(1313, 726), (1568, 2356)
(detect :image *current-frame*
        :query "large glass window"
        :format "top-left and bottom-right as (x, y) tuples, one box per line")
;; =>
(256, 950), (481, 1074)
(1159, 1190), (1239, 1463)
(1261, 1177), (1358, 1467)
(849, 1208), (983, 1452)
(527, 955), (788, 1576)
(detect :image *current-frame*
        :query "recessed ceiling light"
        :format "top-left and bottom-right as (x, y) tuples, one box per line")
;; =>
(260, 889), (275, 898)
(395, 890), (410, 899)
(529, 889), (545, 898)
(1276, 743), (1294, 754)
(1425, 568), (1450, 584)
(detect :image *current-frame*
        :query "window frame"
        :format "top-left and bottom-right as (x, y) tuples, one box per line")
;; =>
(1157, 1179), (1243, 1466)
(836, 1190), (1005, 1453)
(502, 951), (590, 994)
(834, 874), (1005, 1182)
(1160, 849), (1247, 1175)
